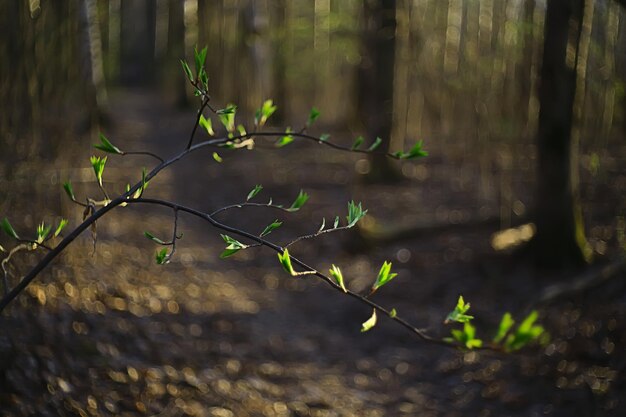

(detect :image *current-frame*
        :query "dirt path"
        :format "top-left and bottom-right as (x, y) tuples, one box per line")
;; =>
(1, 89), (624, 417)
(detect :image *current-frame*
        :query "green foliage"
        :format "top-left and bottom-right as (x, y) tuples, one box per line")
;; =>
(329, 264), (347, 293)
(63, 181), (75, 201)
(389, 308), (397, 318)
(394, 140), (428, 159)
(288, 190), (309, 212)
(180, 60), (193, 82)
(445, 295), (474, 324)
(307, 107), (320, 127)
(144, 231), (166, 245)
(53, 219), (68, 238)
(260, 220), (282, 237)
(276, 127), (294, 147)
(346, 201), (367, 227)
(372, 261), (397, 291)
(351, 136), (364, 151)
(94, 133), (123, 154)
(503, 311), (545, 351)
(155, 248), (169, 265)
(36, 222), (51, 244)
(199, 114), (214, 136)
(448, 322), (483, 349)
(1, 218), (19, 239)
(220, 234), (247, 258)
(492, 312), (515, 344)
(247, 185), (263, 201)
(89, 156), (107, 187)
(367, 137), (382, 152)
(218, 104), (237, 132)
(131, 168), (150, 199)
(212, 152), (222, 163)
(319, 133), (330, 142)
(194, 46), (209, 89)
(277, 248), (296, 276)
(361, 309), (377, 332)
(255, 99), (277, 127)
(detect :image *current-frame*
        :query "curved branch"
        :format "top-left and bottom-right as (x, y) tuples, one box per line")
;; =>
(128, 197), (447, 345)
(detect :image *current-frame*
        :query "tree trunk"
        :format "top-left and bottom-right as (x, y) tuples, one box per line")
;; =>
(531, 0), (590, 268)
(167, 0), (187, 107)
(357, 0), (400, 183)
(120, 0), (156, 85)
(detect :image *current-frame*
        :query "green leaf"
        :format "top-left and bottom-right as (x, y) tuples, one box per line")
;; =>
(505, 310), (545, 351)
(198, 68), (209, 89)
(333, 216), (340, 229)
(53, 219), (68, 237)
(351, 136), (364, 151)
(144, 231), (166, 245)
(94, 133), (123, 154)
(194, 45), (208, 75)
(319, 133), (330, 142)
(288, 190), (309, 211)
(372, 261), (398, 291)
(1, 218), (19, 239)
(220, 234), (247, 258)
(199, 114), (214, 136)
(133, 167), (149, 198)
(260, 220), (282, 237)
(406, 140), (428, 159)
(180, 59), (193, 81)
(367, 137), (383, 152)
(0, 244), (4, 252)
(450, 322), (482, 349)
(237, 124), (246, 136)
(256, 99), (277, 126)
(346, 201), (367, 227)
(307, 107), (320, 126)
(329, 264), (347, 293)
(445, 295), (474, 324)
(212, 152), (222, 163)
(247, 185), (263, 201)
(63, 181), (76, 201)
(36, 222), (52, 243)
(277, 248), (296, 276)
(361, 309), (377, 332)
(276, 127), (294, 148)
(155, 248), (169, 265)
(389, 308), (397, 318)
(318, 217), (326, 233)
(90, 155), (107, 187)
(493, 312), (515, 344)
(218, 104), (237, 132)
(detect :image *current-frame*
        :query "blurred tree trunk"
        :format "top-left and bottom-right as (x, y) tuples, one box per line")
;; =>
(167, 0), (187, 107)
(357, 0), (400, 183)
(80, 0), (108, 125)
(120, 0), (156, 85)
(531, 0), (590, 268)
(270, 0), (288, 123)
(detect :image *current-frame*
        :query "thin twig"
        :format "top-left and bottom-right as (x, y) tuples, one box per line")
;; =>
(123, 151), (164, 163)
(128, 197), (447, 345)
(186, 96), (210, 150)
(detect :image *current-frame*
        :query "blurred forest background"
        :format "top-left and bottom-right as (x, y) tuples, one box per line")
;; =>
(0, 0), (625, 416)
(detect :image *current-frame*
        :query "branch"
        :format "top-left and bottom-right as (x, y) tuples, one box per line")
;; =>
(128, 197), (447, 345)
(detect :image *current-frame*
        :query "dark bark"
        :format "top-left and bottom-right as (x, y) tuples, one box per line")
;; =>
(167, 0), (187, 106)
(357, 0), (401, 183)
(120, 0), (156, 85)
(531, 0), (589, 268)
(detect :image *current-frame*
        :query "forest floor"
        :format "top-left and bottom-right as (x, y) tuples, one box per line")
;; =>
(1, 89), (625, 417)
